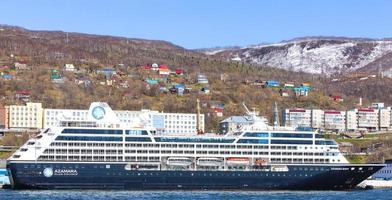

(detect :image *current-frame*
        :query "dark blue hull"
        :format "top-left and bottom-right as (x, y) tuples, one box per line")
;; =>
(7, 162), (384, 190)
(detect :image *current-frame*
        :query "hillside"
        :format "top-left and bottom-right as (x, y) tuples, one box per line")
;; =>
(207, 37), (392, 75)
(0, 25), (391, 132)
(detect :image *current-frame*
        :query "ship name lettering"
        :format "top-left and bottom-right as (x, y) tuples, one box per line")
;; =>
(331, 167), (349, 171)
(54, 169), (78, 176)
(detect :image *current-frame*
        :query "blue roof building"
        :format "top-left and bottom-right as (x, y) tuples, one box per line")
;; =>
(266, 80), (280, 87)
(174, 84), (185, 89)
(146, 79), (158, 85)
(2, 75), (13, 79)
(293, 86), (311, 96)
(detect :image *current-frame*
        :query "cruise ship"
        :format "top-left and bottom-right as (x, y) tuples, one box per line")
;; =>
(7, 102), (384, 190)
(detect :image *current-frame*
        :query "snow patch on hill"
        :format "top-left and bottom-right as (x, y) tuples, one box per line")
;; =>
(217, 39), (392, 75)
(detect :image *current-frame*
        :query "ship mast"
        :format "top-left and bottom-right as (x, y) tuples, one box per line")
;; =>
(242, 102), (251, 115)
(196, 98), (202, 134)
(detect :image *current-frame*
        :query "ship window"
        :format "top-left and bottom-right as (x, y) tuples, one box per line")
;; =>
(125, 130), (148, 135)
(125, 137), (152, 142)
(62, 129), (123, 135)
(271, 133), (313, 138)
(154, 137), (235, 143)
(55, 136), (122, 142)
(237, 139), (268, 144)
(315, 140), (337, 145)
(271, 140), (312, 145)
(243, 132), (269, 137)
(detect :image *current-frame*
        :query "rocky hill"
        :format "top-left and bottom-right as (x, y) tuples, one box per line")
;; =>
(207, 37), (392, 75)
(0, 25), (198, 68)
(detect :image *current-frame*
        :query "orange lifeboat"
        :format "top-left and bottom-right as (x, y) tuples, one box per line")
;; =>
(226, 157), (250, 165)
(255, 158), (268, 165)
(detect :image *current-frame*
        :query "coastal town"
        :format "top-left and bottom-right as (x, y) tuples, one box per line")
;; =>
(1, 0), (392, 197)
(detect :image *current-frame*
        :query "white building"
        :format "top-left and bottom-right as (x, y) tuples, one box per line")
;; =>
(379, 107), (391, 131)
(323, 110), (346, 132)
(63, 64), (76, 72)
(311, 109), (323, 129)
(346, 109), (358, 132)
(43, 107), (204, 134)
(162, 113), (204, 134)
(357, 108), (379, 131)
(283, 109), (312, 128)
(8, 102), (43, 129)
(372, 102), (385, 109)
(197, 74), (209, 84)
(283, 105), (391, 132)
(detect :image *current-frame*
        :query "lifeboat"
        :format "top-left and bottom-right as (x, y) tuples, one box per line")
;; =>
(197, 157), (224, 167)
(166, 157), (193, 167)
(255, 158), (268, 165)
(226, 157), (250, 165)
(271, 165), (289, 172)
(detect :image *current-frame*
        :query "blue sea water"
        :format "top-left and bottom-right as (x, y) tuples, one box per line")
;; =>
(0, 189), (391, 200)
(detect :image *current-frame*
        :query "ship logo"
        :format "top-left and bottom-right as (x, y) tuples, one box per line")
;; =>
(92, 106), (106, 120)
(43, 168), (53, 177)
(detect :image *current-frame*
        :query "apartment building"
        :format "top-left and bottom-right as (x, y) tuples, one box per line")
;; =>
(323, 110), (346, 132)
(283, 109), (312, 128)
(8, 102), (43, 129)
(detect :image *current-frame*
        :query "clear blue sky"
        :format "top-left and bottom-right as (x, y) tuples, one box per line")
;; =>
(1, 0), (392, 49)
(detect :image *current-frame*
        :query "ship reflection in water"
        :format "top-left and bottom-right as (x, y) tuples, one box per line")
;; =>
(0, 189), (391, 200)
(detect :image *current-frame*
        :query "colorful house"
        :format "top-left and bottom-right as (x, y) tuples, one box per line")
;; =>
(201, 86), (210, 94)
(15, 90), (31, 101)
(293, 86), (310, 97)
(63, 64), (76, 72)
(214, 107), (224, 117)
(15, 61), (30, 70)
(168, 84), (186, 95)
(266, 80), (280, 87)
(50, 69), (64, 83)
(146, 79), (159, 85)
(279, 89), (290, 97)
(159, 65), (171, 76)
(211, 102), (225, 110)
(330, 95), (344, 102)
(151, 63), (159, 71)
(97, 68), (115, 79)
(1, 74), (13, 80)
(175, 69), (184, 75)
(174, 84), (185, 90)
(75, 78), (92, 88)
(0, 65), (10, 70)
(284, 82), (295, 88)
(197, 74), (209, 84)
(142, 65), (152, 70)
